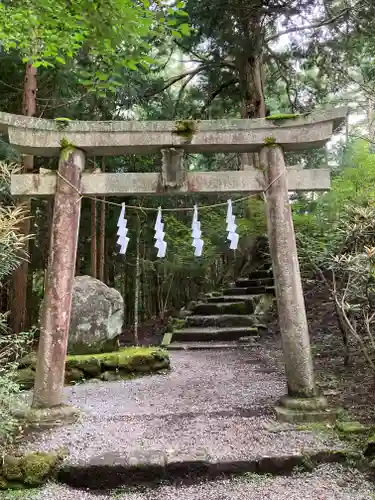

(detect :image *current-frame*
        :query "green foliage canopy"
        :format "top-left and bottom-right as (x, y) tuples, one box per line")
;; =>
(0, 0), (190, 94)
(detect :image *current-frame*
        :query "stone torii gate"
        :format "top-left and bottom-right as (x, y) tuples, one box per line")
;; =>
(1, 107), (346, 422)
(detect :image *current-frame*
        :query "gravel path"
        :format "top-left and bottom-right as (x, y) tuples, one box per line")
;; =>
(26, 464), (375, 499)
(19, 347), (345, 467)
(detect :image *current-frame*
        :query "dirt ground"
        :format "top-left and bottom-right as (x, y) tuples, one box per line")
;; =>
(305, 282), (375, 424)
(264, 282), (375, 425)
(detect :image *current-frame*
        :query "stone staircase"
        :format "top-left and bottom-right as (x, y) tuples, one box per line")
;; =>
(162, 265), (276, 350)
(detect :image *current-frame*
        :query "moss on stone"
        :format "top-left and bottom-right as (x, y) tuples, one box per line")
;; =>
(265, 113), (301, 121)
(335, 421), (369, 435)
(2, 457), (22, 482)
(0, 452), (63, 490)
(16, 348), (170, 390)
(169, 318), (186, 332)
(226, 302), (247, 314)
(20, 452), (61, 486)
(64, 367), (85, 384)
(66, 356), (101, 377)
(263, 136), (277, 146)
(67, 347), (170, 376)
(173, 120), (199, 141)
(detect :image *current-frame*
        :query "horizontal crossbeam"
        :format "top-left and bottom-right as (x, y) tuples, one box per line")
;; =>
(0, 108), (347, 156)
(11, 168), (330, 197)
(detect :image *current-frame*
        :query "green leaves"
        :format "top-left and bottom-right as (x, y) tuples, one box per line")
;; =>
(0, 0), (191, 96)
(179, 23), (191, 36)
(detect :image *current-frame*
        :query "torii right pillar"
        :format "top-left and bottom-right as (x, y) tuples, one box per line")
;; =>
(260, 144), (333, 422)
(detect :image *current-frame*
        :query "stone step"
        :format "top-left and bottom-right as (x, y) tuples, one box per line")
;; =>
(225, 286), (264, 296)
(247, 270), (273, 280)
(186, 314), (257, 328)
(171, 327), (258, 342)
(206, 294), (261, 303)
(193, 301), (255, 316)
(236, 286), (269, 295)
(56, 448), (353, 490)
(235, 277), (274, 288)
(166, 340), (259, 350)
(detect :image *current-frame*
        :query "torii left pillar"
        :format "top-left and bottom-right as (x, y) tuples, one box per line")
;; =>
(32, 147), (85, 409)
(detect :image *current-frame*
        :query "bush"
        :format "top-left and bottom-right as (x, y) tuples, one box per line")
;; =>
(295, 141), (375, 367)
(0, 161), (34, 448)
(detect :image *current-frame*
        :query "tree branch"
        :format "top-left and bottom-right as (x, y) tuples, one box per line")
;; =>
(201, 78), (237, 117)
(266, 2), (362, 43)
(173, 72), (198, 116)
(143, 66), (205, 98)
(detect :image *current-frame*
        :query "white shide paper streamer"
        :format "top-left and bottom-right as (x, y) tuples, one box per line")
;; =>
(154, 207), (167, 258)
(117, 202), (130, 255)
(226, 199), (239, 250)
(191, 205), (204, 257)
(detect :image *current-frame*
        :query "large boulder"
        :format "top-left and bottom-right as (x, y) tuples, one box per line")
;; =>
(68, 276), (124, 355)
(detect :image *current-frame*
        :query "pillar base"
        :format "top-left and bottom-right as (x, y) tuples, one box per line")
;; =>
(275, 395), (338, 423)
(13, 404), (80, 429)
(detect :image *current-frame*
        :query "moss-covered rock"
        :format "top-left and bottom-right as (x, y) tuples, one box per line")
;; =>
(20, 452), (61, 486)
(16, 348), (170, 390)
(336, 421), (369, 435)
(100, 371), (122, 382)
(66, 356), (101, 377)
(67, 348), (170, 377)
(166, 317), (186, 333)
(2, 457), (22, 481)
(0, 451), (63, 490)
(64, 367), (85, 384)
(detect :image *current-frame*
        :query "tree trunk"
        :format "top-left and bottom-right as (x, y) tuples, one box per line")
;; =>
(91, 198), (97, 278)
(10, 63), (37, 334)
(239, 52), (266, 171)
(98, 158), (106, 282)
(32, 148), (85, 409)
(133, 216), (141, 346)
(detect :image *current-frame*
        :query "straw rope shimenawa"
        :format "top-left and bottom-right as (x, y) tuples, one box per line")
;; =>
(55, 168), (286, 212)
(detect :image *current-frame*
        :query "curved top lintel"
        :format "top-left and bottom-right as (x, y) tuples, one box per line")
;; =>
(0, 107), (348, 156)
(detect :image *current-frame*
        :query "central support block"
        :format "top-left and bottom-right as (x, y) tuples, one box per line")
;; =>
(161, 148), (186, 188)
